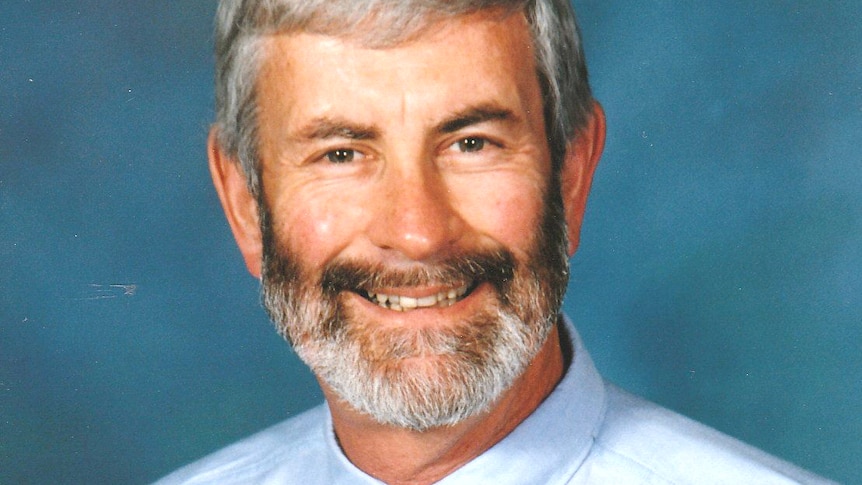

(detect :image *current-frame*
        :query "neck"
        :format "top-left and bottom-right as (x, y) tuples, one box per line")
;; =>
(323, 324), (565, 485)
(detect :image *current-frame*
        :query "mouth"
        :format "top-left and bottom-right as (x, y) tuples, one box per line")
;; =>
(359, 282), (474, 312)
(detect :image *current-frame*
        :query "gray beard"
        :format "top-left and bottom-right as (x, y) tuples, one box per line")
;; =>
(257, 185), (569, 431)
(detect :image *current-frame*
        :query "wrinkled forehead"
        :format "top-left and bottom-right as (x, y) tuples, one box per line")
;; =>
(255, 10), (544, 133)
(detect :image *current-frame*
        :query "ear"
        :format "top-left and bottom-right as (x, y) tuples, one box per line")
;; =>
(208, 128), (263, 278)
(560, 102), (606, 257)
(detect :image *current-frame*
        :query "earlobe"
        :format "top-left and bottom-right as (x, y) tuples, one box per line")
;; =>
(560, 102), (606, 257)
(208, 128), (263, 278)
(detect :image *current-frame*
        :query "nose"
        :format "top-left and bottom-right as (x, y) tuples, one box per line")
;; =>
(367, 163), (465, 262)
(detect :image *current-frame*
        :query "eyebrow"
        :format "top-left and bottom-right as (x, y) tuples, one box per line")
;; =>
(293, 118), (381, 141)
(291, 103), (518, 142)
(435, 104), (518, 134)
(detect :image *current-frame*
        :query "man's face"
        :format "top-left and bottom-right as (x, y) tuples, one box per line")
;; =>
(252, 11), (570, 430)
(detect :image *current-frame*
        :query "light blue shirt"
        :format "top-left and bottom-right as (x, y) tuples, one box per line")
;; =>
(155, 319), (834, 484)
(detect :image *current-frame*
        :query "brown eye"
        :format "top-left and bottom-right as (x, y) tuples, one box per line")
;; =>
(457, 137), (485, 153)
(326, 149), (356, 163)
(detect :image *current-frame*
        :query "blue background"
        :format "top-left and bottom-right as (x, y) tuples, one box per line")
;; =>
(1, 1), (859, 483)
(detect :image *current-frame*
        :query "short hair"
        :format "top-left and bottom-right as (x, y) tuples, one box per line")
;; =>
(213, 0), (592, 196)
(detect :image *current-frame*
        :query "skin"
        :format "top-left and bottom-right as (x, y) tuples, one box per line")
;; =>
(208, 9), (605, 485)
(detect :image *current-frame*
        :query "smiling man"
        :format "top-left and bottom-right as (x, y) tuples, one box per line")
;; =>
(156, 1), (832, 484)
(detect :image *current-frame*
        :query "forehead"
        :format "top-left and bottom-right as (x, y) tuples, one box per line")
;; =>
(255, 11), (541, 131)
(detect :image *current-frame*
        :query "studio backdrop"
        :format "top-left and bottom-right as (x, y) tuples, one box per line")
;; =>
(1, 1), (859, 483)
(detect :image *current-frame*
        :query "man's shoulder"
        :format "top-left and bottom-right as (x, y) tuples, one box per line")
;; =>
(584, 384), (834, 484)
(153, 404), (331, 485)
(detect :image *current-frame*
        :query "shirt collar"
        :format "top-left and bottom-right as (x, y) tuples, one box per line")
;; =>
(442, 316), (606, 483)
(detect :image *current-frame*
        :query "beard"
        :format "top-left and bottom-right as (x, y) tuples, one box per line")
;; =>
(258, 183), (570, 431)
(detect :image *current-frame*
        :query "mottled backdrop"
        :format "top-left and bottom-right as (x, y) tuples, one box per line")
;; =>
(1, 1), (859, 483)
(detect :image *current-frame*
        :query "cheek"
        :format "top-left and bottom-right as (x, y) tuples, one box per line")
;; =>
(269, 190), (369, 268)
(458, 179), (546, 253)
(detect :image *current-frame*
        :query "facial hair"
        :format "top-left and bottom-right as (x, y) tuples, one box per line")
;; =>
(258, 183), (570, 431)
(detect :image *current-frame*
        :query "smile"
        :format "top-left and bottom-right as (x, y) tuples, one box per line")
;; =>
(362, 283), (472, 312)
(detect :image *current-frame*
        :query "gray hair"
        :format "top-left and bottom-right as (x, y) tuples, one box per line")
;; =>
(213, 0), (592, 196)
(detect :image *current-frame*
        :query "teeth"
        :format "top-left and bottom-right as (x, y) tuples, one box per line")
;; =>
(400, 296), (417, 309)
(365, 283), (471, 311)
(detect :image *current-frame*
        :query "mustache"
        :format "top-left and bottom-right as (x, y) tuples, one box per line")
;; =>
(320, 249), (516, 296)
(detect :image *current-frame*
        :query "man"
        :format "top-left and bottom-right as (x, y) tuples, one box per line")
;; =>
(158, 0), (832, 483)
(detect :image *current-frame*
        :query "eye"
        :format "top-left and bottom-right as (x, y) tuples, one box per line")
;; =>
(454, 137), (486, 153)
(325, 148), (359, 164)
